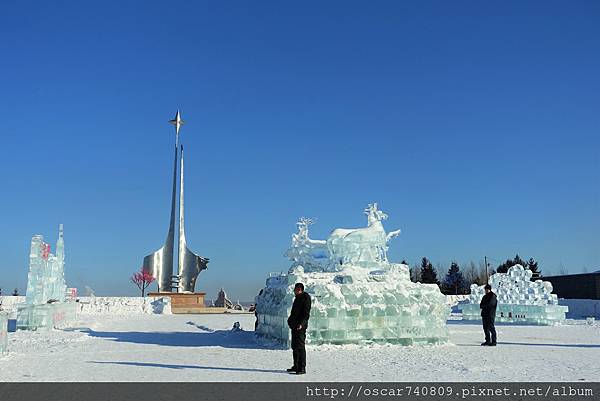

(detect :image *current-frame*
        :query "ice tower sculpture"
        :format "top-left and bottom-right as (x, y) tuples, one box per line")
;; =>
(0, 311), (7, 354)
(256, 204), (450, 346)
(16, 225), (78, 330)
(460, 265), (568, 325)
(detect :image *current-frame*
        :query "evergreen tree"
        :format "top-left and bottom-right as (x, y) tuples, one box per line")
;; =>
(496, 259), (510, 273)
(497, 254), (526, 273)
(513, 254), (526, 267)
(410, 264), (421, 283)
(527, 257), (541, 279)
(420, 257), (439, 285)
(443, 262), (467, 295)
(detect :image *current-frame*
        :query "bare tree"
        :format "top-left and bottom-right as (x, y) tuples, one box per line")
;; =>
(474, 260), (489, 285)
(558, 263), (568, 275)
(464, 261), (478, 286)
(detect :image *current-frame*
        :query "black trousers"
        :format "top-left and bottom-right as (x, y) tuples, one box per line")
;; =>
(291, 329), (306, 371)
(482, 315), (497, 344)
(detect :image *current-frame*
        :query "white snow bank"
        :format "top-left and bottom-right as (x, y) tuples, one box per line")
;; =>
(77, 297), (171, 315)
(559, 299), (600, 319)
(0, 296), (171, 316)
(0, 296), (25, 315)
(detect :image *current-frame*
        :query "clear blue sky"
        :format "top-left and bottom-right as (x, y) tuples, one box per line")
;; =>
(0, 1), (598, 300)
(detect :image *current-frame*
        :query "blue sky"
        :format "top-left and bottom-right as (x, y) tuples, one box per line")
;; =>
(0, 1), (598, 300)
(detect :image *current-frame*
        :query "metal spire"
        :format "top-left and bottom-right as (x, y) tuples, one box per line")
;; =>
(169, 110), (185, 144)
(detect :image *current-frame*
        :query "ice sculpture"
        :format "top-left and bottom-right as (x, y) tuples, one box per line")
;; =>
(16, 225), (78, 330)
(284, 218), (329, 272)
(0, 311), (7, 354)
(214, 288), (234, 309)
(461, 264), (568, 325)
(256, 203), (450, 346)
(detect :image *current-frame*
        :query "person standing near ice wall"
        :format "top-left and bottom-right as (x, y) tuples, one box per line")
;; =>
(480, 284), (497, 346)
(286, 283), (311, 374)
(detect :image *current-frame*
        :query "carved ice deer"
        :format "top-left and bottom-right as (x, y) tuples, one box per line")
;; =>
(327, 203), (401, 266)
(285, 217), (328, 271)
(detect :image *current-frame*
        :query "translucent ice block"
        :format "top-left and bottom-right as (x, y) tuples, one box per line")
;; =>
(16, 302), (78, 331)
(0, 312), (8, 354)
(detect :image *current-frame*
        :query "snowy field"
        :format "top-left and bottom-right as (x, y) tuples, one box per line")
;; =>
(0, 314), (599, 382)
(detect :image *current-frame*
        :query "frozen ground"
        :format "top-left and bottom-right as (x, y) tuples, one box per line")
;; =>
(0, 314), (598, 382)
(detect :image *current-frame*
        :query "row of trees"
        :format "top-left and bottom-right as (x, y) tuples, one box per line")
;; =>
(128, 254), (542, 297)
(404, 254), (542, 295)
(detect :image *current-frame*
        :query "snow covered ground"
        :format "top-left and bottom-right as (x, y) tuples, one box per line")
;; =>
(0, 313), (598, 382)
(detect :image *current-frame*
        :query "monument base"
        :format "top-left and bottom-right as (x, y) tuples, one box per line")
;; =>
(16, 302), (78, 330)
(148, 292), (210, 314)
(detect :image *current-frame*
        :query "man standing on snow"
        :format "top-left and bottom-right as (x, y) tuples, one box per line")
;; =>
(480, 284), (497, 346)
(287, 282), (311, 375)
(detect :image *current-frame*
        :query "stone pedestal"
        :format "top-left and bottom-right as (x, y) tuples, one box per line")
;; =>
(148, 292), (207, 314)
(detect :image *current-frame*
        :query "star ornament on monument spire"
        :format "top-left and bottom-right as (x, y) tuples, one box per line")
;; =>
(169, 110), (185, 141)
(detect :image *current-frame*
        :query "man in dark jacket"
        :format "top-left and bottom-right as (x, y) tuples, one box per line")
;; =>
(286, 283), (311, 374)
(480, 284), (497, 346)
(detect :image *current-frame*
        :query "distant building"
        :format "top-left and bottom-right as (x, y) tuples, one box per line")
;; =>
(543, 271), (600, 300)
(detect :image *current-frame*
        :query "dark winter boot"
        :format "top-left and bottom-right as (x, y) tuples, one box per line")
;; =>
(286, 367), (297, 372)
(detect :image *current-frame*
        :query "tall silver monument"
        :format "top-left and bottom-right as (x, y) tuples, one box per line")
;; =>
(143, 111), (209, 293)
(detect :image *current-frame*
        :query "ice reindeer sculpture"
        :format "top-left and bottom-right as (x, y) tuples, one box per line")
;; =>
(256, 204), (450, 346)
(328, 204), (401, 268)
(460, 265), (568, 325)
(283, 217), (329, 273)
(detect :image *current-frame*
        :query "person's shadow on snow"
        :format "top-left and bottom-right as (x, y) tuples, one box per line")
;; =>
(79, 324), (287, 350)
(88, 361), (288, 374)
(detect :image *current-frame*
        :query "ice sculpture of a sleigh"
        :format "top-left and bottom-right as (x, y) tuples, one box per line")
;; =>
(255, 204), (450, 346)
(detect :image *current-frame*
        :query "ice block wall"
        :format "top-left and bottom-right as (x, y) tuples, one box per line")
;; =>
(256, 265), (450, 345)
(461, 265), (568, 325)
